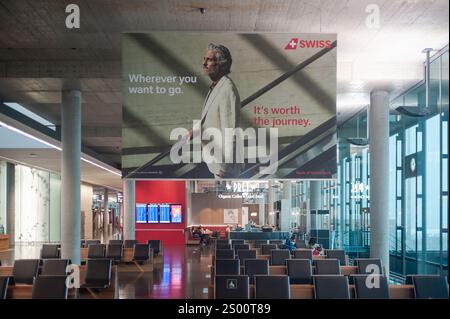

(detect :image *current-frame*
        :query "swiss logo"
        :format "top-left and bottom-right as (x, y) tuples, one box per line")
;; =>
(284, 38), (298, 50)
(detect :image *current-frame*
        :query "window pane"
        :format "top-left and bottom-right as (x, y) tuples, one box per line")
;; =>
(443, 196), (448, 229)
(426, 115), (441, 251)
(442, 232), (448, 267)
(405, 177), (416, 253)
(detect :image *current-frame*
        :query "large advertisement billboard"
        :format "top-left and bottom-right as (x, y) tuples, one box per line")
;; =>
(122, 32), (337, 179)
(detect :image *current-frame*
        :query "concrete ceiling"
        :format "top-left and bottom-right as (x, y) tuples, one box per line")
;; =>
(0, 0), (448, 186)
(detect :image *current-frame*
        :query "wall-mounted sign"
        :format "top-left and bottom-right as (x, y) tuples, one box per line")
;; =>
(122, 32), (337, 179)
(218, 193), (264, 199)
(350, 182), (370, 200)
(224, 208), (239, 224)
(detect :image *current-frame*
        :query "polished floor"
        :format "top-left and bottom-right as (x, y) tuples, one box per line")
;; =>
(0, 243), (213, 299)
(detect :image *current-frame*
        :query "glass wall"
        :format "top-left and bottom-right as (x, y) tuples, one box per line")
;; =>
(332, 47), (449, 278)
(14, 165), (61, 243)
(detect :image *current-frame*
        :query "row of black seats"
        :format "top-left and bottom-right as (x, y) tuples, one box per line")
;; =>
(0, 258), (113, 299)
(215, 258), (384, 283)
(40, 240), (161, 260)
(216, 239), (309, 249)
(214, 274), (449, 299)
(81, 239), (161, 254)
(216, 248), (348, 266)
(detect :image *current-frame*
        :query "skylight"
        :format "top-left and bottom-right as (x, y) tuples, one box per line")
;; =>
(4, 102), (56, 131)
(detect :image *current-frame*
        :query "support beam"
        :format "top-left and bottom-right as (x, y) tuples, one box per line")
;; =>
(123, 179), (135, 240)
(369, 90), (390, 275)
(61, 90), (81, 265)
(103, 188), (109, 242)
(280, 181), (292, 231)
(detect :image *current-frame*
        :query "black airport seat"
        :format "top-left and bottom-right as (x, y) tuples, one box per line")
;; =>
(147, 240), (161, 256)
(231, 240), (245, 246)
(269, 240), (284, 247)
(216, 244), (232, 250)
(355, 258), (383, 275)
(32, 275), (68, 299)
(244, 259), (269, 285)
(0, 276), (9, 299)
(124, 240), (138, 249)
(106, 244), (123, 262)
(271, 249), (291, 266)
(81, 259), (112, 289)
(254, 240), (268, 248)
(314, 259), (341, 275)
(215, 259), (240, 275)
(295, 240), (308, 249)
(293, 249), (313, 260)
(13, 259), (40, 284)
(261, 244), (277, 256)
(215, 249), (235, 259)
(412, 275), (449, 299)
(326, 249), (346, 266)
(215, 239), (229, 245)
(85, 240), (101, 247)
(353, 275), (390, 299)
(214, 275), (250, 299)
(314, 275), (350, 299)
(87, 244), (106, 259)
(286, 259), (313, 284)
(133, 244), (151, 262)
(41, 259), (70, 276)
(255, 275), (290, 299)
(40, 244), (60, 259)
(237, 249), (257, 262)
(233, 244), (249, 254)
(109, 240), (123, 246)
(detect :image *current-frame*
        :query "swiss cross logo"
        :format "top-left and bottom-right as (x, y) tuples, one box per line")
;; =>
(284, 38), (298, 50)
(284, 38), (333, 50)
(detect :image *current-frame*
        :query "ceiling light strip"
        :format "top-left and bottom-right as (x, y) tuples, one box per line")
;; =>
(0, 120), (121, 177)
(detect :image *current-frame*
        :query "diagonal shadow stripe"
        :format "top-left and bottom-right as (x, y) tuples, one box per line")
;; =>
(122, 106), (167, 146)
(239, 34), (336, 113)
(128, 33), (210, 95)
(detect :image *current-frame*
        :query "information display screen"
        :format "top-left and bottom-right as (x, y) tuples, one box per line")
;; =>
(159, 204), (170, 223)
(170, 204), (182, 223)
(136, 203), (147, 223)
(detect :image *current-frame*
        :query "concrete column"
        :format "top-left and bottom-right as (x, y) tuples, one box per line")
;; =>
(258, 197), (265, 226)
(103, 188), (109, 241)
(338, 143), (350, 248)
(309, 181), (321, 211)
(267, 181), (273, 225)
(123, 179), (135, 240)
(61, 90), (81, 265)
(6, 163), (15, 248)
(309, 181), (321, 233)
(185, 181), (192, 227)
(280, 181), (292, 231)
(369, 90), (390, 275)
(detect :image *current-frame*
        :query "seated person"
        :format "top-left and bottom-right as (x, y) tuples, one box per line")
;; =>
(192, 226), (202, 239)
(283, 235), (297, 253)
(199, 225), (212, 246)
(308, 237), (323, 255)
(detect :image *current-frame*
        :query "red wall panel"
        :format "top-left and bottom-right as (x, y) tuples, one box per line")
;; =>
(135, 180), (186, 246)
